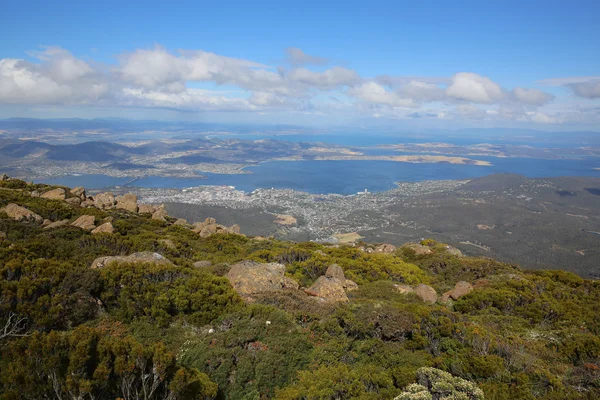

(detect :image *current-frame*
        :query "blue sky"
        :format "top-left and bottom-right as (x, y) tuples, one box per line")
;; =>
(1, 0), (599, 129)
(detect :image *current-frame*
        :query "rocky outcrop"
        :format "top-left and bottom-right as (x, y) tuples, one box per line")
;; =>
(192, 217), (242, 238)
(43, 219), (70, 229)
(91, 222), (114, 234)
(116, 193), (138, 212)
(375, 243), (396, 253)
(414, 284), (438, 304)
(94, 192), (115, 210)
(226, 261), (297, 298)
(41, 188), (66, 200)
(173, 218), (188, 226)
(401, 243), (433, 255)
(152, 207), (168, 221)
(80, 199), (95, 208)
(325, 264), (345, 281)
(441, 281), (473, 303)
(305, 276), (349, 303)
(91, 251), (173, 269)
(345, 279), (359, 291)
(445, 245), (463, 257)
(71, 215), (96, 231)
(65, 197), (81, 206)
(0, 203), (42, 223)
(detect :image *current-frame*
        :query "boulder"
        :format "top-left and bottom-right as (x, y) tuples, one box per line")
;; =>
(305, 276), (349, 303)
(345, 279), (359, 292)
(41, 188), (66, 200)
(91, 251), (173, 269)
(116, 193), (138, 212)
(173, 218), (188, 226)
(138, 204), (157, 214)
(0, 203), (42, 223)
(94, 192), (115, 210)
(226, 261), (297, 297)
(441, 281), (473, 302)
(284, 276), (300, 290)
(152, 208), (168, 221)
(91, 222), (114, 234)
(193, 260), (212, 268)
(325, 264), (346, 282)
(414, 284), (438, 304)
(393, 284), (415, 295)
(43, 219), (70, 229)
(375, 243), (396, 253)
(70, 186), (86, 198)
(42, 219), (51, 226)
(80, 199), (95, 208)
(65, 197), (81, 206)
(445, 245), (463, 257)
(71, 215), (96, 231)
(0, 174), (8, 181)
(401, 243), (433, 255)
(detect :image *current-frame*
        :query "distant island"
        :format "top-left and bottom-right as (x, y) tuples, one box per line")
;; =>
(312, 154), (492, 166)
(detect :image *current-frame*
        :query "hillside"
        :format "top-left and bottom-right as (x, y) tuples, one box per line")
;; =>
(1, 175), (600, 399)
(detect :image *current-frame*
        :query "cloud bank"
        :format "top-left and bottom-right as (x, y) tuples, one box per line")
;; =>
(1, 45), (596, 125)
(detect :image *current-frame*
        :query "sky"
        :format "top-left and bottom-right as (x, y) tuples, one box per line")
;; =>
(1, 0), (599, 129)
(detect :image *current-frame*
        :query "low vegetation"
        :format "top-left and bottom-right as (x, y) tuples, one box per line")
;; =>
(1, 179), (600, 399)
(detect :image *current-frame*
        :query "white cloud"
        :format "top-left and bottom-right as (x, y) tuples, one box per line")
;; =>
(512, 87), (555, 105)
(287, 66), (360, 88)
(446, 72), (504, 103)
(570, 80), (600, 99)
(285, 47), (328, 66)
(348, 81), (417, 108)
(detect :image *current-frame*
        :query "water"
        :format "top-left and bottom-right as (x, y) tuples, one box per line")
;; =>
(41, 157), (600, 195)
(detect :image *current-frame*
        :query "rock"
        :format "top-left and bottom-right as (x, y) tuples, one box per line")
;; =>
(91, 222), (114, 234)
(116, 193), (138, 212)
(441, 281), (473, 303)
(445, 245), (463, 257)
(393, 284), (415, 295)
(192, 217), (242, 238)
(226, 261), (298, 297)
(138, 204), (157, 214)
(325, 264), (346, 282)
(42, 219), (51, 226)
(91, 251), (173, 269)
(0, 174), (8, 181)
(345, 279), (359, 291)
(193, 260), (212, 268)
(65, 197), (81, 206)
(159, 239), (176, 249)
(70, 186), (86, 198)
(43, 219), (70, 229)
(30, 190), (40, 197)
(94, 192), (115, 210)
(80, 199), (95, 207)
(228, 224), (241, 234)
(283, 276), (300, 290)
(401, 243), (433, 255)
(199, 224), (219, 237)
(152, 208), (168, 221)
(375, 243), (396, 253)
(305, 276), (349, 303)
(71, 215), (96, 231)
(472, 279), (490, 290)
(414, 284), (438, 304)
(173, 218), (188, 226)
(0, 203), (42, 223)
(41, 188), (66, 200)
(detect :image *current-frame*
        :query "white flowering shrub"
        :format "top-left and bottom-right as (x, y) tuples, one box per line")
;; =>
(394, 367), (484, 400)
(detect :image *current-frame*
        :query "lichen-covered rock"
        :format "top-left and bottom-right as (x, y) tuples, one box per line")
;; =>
(43, 219), (70, 229)
(71, 215), (96, 231)
(401, 243), (433, 256)
(393, 284), (415, 295)
(305, 276), (349, 302)
(441, 281), (473, 302)
(91, 251), (173, 269)
(65, 197), (81, 206)
(80, 199), (95, 207)
(116, 193), (138, 212)
(0, 203), (42, 223)
(91, 222), (114, 234)
(375, 243), (396, 253)
(192, 217), (242, 238)
(94, 192), (115, 210)
(414, 284), (438, 304)
(41, 188), (66, 200)
(152, 207), (168, 221)
(226, 261), (297, 297)
(445, 245), (463, 257)
(173, 218), (188, 226)
(70, 186), (86, 198)
(325, 264), (346, 282)
(345, 279), (359, 291)
(138, 204), (157, 214)
(193, 260), (212, 268)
